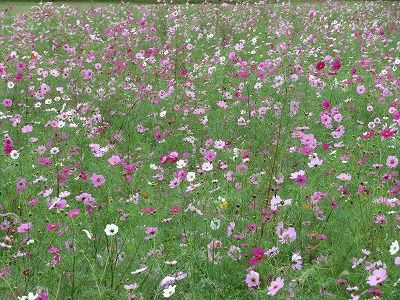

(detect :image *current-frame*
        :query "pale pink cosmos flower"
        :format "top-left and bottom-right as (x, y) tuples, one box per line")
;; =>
(21, 125), (33, 133)
(108, 155), (121, 166)
(267, 277), (284, 296)
(336, 173), (352, 181)
(270, 195), (292, 210)
(395, 257), (400, 266)
(356, 85), (366, 95)
(386, 156), (398, 168)
(245, 271), (260, 287)
(367, 268), (387, 286)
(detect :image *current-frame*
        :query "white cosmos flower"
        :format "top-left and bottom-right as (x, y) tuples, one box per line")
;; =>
(176, 160), (186, 169)
(131, 266), (147, 274)
(202, 162), (213, 172)
(82, 229), (93, 240)
(18, 292), (38, 300)
(10, 150), (20, 159)
(186, 172), (196, 182)
(50, 147), (59, 155)
(210, 218), (221, 230)
(390, 240), (399, 255)
(163, 285), (176, 298)
(104, 224), (119, 236)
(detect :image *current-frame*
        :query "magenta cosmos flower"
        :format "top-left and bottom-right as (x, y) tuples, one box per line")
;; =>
(316, 61), (325, 70)
(3, 98), (12, 107)
(249, 247), (264, 265)
(267, 277), (284, 296)
(90, 173), (105, 187)
(331, 59), (342, 71)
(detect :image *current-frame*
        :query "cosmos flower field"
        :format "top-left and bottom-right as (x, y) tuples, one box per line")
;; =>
(0, 1), (399, 299)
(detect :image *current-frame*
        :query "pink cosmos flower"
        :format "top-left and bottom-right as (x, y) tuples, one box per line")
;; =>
(356, 85), (366, 95)
(145, 226), (158, 239)
(267, 277), (284, 296)
(46, 223), (60, 231)
(17, 222), (32, 233)
(336, 173), (352, 181)
(245, 271), (260, 287)
(27, 198), (39, 206)
(395, 257), (400, 266)
(67, 208), (81, 218)
(3, 98), (12, 107)
(367, 268), (387, 286)
(168, 151), (179, 162)
(90, 173), (105, 187)
(279, 227), (297, 244)
(21, 125), (33, 133)
(203, 150), (216, 161)
(290, 170), (308, 186)
(108, 155), (121, 165)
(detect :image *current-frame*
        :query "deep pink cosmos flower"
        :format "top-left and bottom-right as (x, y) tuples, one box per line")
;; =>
(380, 129), (396, 139)
(322, 100), (331, 110)
(331, 59), (342, 71)
(46, 223), (60, 231)
(3, 136), (13, 154)
(170, 205), (182, 214)
(3, 98), (12, 107)
(249, 247), (264, 265)
(316, 61), (325, 70)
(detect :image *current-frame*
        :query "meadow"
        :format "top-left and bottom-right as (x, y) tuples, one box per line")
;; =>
(0, 1), (399, 299)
